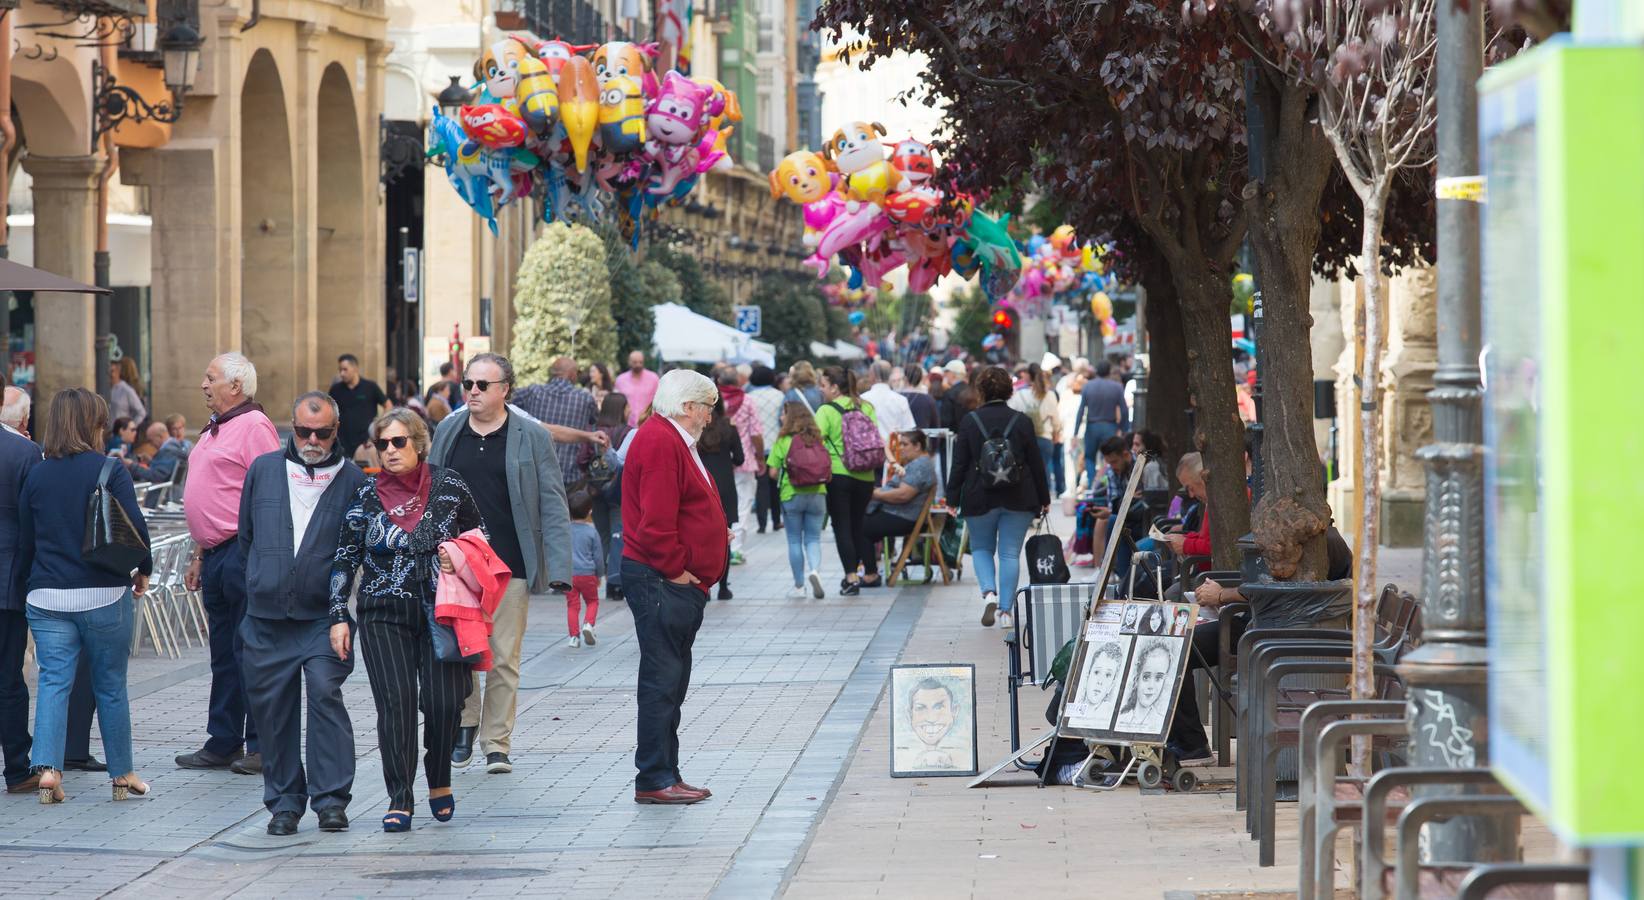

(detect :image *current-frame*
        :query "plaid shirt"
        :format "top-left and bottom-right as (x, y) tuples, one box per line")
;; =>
(514, 379), (598, 483)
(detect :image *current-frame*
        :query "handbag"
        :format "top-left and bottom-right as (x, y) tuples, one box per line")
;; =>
(82, 458), (149, 578)
(420, 556), (483, 666)
(1025, 517), (1071, 585)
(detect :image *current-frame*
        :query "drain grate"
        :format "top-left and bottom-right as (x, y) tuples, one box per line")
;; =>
(367, 868), (545, 881)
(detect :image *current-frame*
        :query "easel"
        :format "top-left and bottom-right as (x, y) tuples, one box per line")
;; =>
(969, 454), (1150, 788)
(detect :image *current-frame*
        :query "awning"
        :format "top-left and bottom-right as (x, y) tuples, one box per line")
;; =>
(831, 340), (866, 360)
(651, 303), (775, 367)
(0, 257), (109, 294)
(808, 340), (838, 358)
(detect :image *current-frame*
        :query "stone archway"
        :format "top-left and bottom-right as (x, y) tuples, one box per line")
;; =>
(315, 62), (369, 380)
(240, 48), (298, 414)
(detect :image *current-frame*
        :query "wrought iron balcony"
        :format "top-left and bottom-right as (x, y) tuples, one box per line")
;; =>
(494, 0), (607, 44)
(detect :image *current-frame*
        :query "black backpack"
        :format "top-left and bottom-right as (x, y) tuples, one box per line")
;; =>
(968, 410), (1025, 489)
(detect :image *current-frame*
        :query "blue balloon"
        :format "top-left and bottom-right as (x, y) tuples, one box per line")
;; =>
(848, 310), (866, 326)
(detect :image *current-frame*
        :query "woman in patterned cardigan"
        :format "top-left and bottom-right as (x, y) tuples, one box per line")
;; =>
(330, 408), (485, 833)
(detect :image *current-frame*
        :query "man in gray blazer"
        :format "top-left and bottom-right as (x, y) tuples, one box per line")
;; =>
(429, 352), (573, 774)
(238, 392), (368, 835)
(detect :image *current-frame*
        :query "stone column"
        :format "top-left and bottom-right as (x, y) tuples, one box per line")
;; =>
(25, 155), (103, 406)
(121, 146), (225, 430)
(1379, 266), (1437, 547)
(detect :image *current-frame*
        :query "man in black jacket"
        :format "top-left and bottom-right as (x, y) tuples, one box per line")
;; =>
(237, 392), (368, 835)
(0, 424), (37, 793)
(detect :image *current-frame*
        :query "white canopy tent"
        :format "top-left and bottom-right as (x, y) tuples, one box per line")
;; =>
(651, 302), (776, 367)
(808, 340), (839, 358)
(831, 340), (867, 361)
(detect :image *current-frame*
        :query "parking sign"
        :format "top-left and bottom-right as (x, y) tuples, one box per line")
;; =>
(734, 304), (762, 337)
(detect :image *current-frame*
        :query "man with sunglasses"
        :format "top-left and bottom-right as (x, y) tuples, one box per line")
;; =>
(428, 353), (573, 774)
(235, 391), (366, 834)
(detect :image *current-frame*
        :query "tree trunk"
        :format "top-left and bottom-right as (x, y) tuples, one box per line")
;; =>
(1172, 264), (1251, 571)
(1351, 189), (1388, 775)
(1139, 251), (1192, 488)
(1246, 74), (1338, 580)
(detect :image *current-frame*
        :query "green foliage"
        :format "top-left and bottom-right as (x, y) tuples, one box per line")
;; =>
(754, 276), (830, 370)
(946, 285), (993, 358)
(511, 222), (615, 383)
(650, 243), (732, 324)
(601, 226), (671, 362)
(825, 304), (852, 343)
(862, 292), (935, 341)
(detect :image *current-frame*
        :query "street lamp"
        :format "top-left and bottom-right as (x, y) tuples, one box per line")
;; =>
(436, 76), (473, 117)
(90, 19), (203, 151)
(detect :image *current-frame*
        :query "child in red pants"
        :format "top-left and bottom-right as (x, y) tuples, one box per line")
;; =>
(568, 491), (603, 648)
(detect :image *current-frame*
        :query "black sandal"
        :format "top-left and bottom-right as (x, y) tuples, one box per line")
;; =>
(382, 810), (412, 832)
(429, 794), (455, 822)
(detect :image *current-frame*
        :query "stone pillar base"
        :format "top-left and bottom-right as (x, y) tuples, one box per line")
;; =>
(1380, 488), (1426, 548)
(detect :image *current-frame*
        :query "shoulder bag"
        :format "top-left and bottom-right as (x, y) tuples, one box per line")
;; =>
(83, 458), (149, 577)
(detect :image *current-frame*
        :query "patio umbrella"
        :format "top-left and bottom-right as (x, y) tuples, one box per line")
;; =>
(0, 257), (109, 294)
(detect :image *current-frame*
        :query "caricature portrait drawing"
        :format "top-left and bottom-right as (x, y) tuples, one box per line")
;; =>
(1114, 637), (1181, 735)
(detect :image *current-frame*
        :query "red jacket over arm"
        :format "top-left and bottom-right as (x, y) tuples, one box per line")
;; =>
(621, 415), (729, 594)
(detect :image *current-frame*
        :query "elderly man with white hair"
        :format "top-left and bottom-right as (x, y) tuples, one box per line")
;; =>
(860, 359), (914, 441)
(620, 368), (728, 805)
(0, 387), (29, 436)
(176, 352), (280, 774)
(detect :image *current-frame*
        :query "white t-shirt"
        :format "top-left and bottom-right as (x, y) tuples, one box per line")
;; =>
(287, 457), (345, 554)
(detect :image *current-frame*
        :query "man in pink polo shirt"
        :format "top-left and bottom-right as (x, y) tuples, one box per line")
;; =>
(613, 350), (659, 427)
(175, 352), (280, 774)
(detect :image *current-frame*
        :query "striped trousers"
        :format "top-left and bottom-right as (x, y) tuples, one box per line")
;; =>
(358, 615), (472, 812)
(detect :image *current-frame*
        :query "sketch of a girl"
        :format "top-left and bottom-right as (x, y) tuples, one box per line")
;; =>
(1115, 638), (1179, 734)
(1137, 604), (1167, 635)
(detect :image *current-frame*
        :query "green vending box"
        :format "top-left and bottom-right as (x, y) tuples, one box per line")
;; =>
(1482, 36), (1644, 863)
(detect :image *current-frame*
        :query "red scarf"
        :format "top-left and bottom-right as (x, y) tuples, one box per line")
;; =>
(376, 463), (431, 533)
(718, 382), (745, 415)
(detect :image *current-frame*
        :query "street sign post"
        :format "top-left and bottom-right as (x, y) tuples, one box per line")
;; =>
(733, 304), (761, 337)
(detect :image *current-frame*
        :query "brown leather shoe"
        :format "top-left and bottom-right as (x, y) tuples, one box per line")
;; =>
(634, 784), (707, 805)
(676, 782), (712, 798)
(6, 772), (40, 794)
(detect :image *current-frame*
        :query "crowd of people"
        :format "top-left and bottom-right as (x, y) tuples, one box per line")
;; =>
(0, 335), (1213, 832)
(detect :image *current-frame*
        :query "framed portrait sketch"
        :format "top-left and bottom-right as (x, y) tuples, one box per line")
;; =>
(1058, 600), (1197, 745)
(889, 664), (979, 777)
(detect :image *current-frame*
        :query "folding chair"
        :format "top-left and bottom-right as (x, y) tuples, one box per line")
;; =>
(884, 493), (952, 586)
(1004, 581), (1098, 757)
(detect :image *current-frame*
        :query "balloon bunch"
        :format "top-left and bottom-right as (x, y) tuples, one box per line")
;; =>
(768, 124), (1022, 299)
(1001, 223), (1120, 337)
(428, 36), (738, 240)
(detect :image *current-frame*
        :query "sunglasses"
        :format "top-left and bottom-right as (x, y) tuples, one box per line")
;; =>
(293, 426), (335, 440)
(462, 379), (505, 393)
(372, 436), (412, 451)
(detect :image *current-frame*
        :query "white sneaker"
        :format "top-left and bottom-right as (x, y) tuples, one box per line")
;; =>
(807, 571), (824, 599)
(980, 593), (999, 627)
(786, 585), (809, 599)
(581, 623), (597, 646)
(998, 611), (1014, 630)
(566, 635), (581, 648)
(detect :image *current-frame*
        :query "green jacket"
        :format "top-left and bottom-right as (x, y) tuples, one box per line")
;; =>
(814, 397), (877, 482)
(764, 434), (828, 502)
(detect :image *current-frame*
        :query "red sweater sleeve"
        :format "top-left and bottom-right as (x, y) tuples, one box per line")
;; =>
(1183, 508), (1212, 557)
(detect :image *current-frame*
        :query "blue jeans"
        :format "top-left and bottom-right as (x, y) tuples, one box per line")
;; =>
(1083, 422), (1120, 492)
(1038, 437), (1066, 497)
(782, 493), (826, 585)
(965, 509), (1036, 611)
(28, 593), (134, 775)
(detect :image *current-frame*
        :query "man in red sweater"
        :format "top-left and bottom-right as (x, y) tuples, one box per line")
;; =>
(620, 369), (729, 805)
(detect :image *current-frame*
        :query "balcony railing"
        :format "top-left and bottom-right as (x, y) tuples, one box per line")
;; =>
(494, 0), (608, 44)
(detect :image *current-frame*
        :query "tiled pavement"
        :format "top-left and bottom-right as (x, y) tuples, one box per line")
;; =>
(0, 521), (923, 899)
(0, 509), (1544, 900)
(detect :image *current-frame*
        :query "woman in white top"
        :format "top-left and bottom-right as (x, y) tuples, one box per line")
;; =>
(108, 357), (146, 426)
(1056, 371), (1086, 498)
(1009, 363), (1063, 498)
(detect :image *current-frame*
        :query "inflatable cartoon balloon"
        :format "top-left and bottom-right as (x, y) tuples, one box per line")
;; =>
(460, 103), (528, 149)
(592, 41), (660, 96)
(514, 53), (559, 136)
(1091, 291), (1113, 320)
(822, 121), (909, 211)
(644, 72), (715, 196)
(557, 55), (601, 172)
(597, 75), (647, 155)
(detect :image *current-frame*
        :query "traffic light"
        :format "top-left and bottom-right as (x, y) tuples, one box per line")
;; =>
(992, 308), (1015, 330)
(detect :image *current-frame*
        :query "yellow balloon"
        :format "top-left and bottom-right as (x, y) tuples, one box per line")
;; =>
(1100, 319), (1116, 338)
(1090, 291), (1112, 320)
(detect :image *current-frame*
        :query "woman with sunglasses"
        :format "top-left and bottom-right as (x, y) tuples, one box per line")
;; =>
(329, 408), (485, 833)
